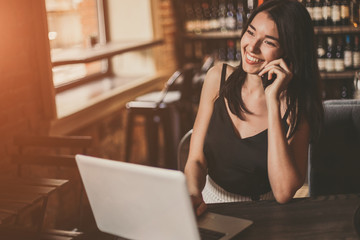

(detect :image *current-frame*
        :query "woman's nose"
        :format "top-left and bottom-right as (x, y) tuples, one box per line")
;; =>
(247, 39), (261, 53)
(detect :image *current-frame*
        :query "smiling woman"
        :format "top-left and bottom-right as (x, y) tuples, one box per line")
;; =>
(184, 0), (324, 213)
(241, 12), (283, 75)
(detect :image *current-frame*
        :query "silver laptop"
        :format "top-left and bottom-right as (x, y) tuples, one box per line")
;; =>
(76, 154), (253, 240)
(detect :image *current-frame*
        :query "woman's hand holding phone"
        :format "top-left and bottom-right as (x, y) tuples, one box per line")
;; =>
(257, 58), (293, 101)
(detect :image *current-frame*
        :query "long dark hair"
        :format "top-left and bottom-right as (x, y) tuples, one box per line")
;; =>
(221, 0), (324, 141)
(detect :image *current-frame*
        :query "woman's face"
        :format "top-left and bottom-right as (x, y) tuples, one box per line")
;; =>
(240, 12), (283, 75)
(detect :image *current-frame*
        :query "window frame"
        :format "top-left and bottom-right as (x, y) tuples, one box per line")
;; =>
(47, 0), (170, 134)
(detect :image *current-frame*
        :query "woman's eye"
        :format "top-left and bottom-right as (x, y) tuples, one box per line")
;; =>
(264, 40), (276, 47)
(246, 29), (254, 36)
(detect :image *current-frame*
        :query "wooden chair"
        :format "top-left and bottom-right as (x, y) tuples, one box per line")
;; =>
(11, 135), (93, 238)
(309, 99), (360, 196)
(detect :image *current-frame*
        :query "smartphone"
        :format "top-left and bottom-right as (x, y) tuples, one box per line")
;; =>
(261, 73), (276, 89)
(261, 57), (290, 89)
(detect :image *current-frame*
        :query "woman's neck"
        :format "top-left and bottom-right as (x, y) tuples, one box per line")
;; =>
(243, 73), (264, 97)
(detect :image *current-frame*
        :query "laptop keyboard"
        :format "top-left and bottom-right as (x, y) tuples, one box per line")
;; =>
(199, 227), (226, 240)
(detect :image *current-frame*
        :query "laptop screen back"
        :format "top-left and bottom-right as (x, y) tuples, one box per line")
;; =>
(76, 154), (200, 240)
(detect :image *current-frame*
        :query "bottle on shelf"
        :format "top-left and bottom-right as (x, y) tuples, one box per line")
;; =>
(225, 0), (237, 31)
(236, 0), (245, 30)
(235, 39), (242, 64)
(184, 41), (194, 60)
(335, 36), (345, 72)
(184, 2), (196, 33)
(227, 39), (236, 66)
(305, 0), (314, 22)
(341, 84), (349, 98)
(247, 0), (258, 19)
(350, 0), (359, 27)
(332, 0), (342, 26)
(194, 40), (204, 60)
(325, 36), (336, 72)
(201, 0), (212, 32)
(317, 36), (326, 71)
(322, 0), (333, 25)
(341, 0), (350, 25)
(218, 40), (227, 61)
(218, 0), (227, 32)
(353, 70), (360, 98)
(193, 0), (205, 33)
(353, 35), (360, 69)
(344, 34), (353, 69)
(210, 0), (221, 32)
(313, 0), (324, 26)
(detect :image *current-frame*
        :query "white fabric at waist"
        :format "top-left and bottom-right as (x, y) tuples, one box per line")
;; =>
(202, 175), (275, 203)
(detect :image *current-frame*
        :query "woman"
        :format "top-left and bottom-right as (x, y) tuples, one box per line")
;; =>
(184, 0), (324, 216)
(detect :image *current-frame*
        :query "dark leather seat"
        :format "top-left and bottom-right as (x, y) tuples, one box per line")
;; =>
(309, 99), (360, 196)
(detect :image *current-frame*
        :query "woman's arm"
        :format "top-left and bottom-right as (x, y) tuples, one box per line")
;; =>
(184, 64), (230, 214)
(260, 58), (309, 203)
(267, 99), (310, 203)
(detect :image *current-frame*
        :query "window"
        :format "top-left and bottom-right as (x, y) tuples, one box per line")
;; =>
(45, 0), (162, 118)
(46, 0), (107, 89)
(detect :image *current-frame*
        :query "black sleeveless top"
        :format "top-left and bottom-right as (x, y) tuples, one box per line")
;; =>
(203, 64), (289, 197)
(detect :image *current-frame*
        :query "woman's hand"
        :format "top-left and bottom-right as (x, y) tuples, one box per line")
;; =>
(190, 194), (207, 217)
(257, 58), (293, 102)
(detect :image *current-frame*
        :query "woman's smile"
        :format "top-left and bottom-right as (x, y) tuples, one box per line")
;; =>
(245, 52), (264, 65)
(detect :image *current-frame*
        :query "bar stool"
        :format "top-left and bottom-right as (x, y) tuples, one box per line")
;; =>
(125, 65), (195, 169)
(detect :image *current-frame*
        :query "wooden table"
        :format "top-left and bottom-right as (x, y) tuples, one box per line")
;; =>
(89, 194), (360, 240)
(209, 194), (360, 239)
(0, 177), (68, 231)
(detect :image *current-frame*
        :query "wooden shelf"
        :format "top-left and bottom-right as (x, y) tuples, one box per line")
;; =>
(51, 39), (163, 66)
(184, 25), (360, 39)
(185, 30), (242, 39)
(314, 25), (360, 34)
(320, 70), (356, 80)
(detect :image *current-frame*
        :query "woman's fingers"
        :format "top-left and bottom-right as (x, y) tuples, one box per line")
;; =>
(191, 195), (207, 216)
(196, 201), (207, 216)
(258, 58), (291, 77)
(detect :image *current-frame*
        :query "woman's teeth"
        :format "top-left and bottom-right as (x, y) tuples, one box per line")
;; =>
(246, 53), (262, 63)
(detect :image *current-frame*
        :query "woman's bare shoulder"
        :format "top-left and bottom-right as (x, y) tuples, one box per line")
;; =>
(206, 62), (236, 82)
(202, 63), (226, 100)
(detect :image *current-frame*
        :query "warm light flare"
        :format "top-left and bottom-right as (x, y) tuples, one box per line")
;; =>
(48, 31), (57, 41)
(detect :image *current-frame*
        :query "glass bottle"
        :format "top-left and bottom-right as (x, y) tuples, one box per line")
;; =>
(332, 0), (342, 25)
(353, 35), (360, 69)
(193, 0), (204, 33)
(314, 0), (324, 26)
(325, 36), (335, 72)
(218, 0), (227, 32)
(235, 39), (242, 64)
(341, 0), (350, 25)
(218, 40), (227, 61)
(317, 36), (326, 71)
(350, 0), (359, 27)
(227, 39), (236, 65)
(335, 36), (345, 72)
(247, 0), (258, 19)
(225, 0), (236, 31)
(202, 0), (212, 32)
(306, 0), (315, 21)
(344, 35), (353, 69)
(323, 0), (333, 25)
(184, 2), (196, 33)
(236, 0), (244, 30)
(210, 0), (220, 31)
